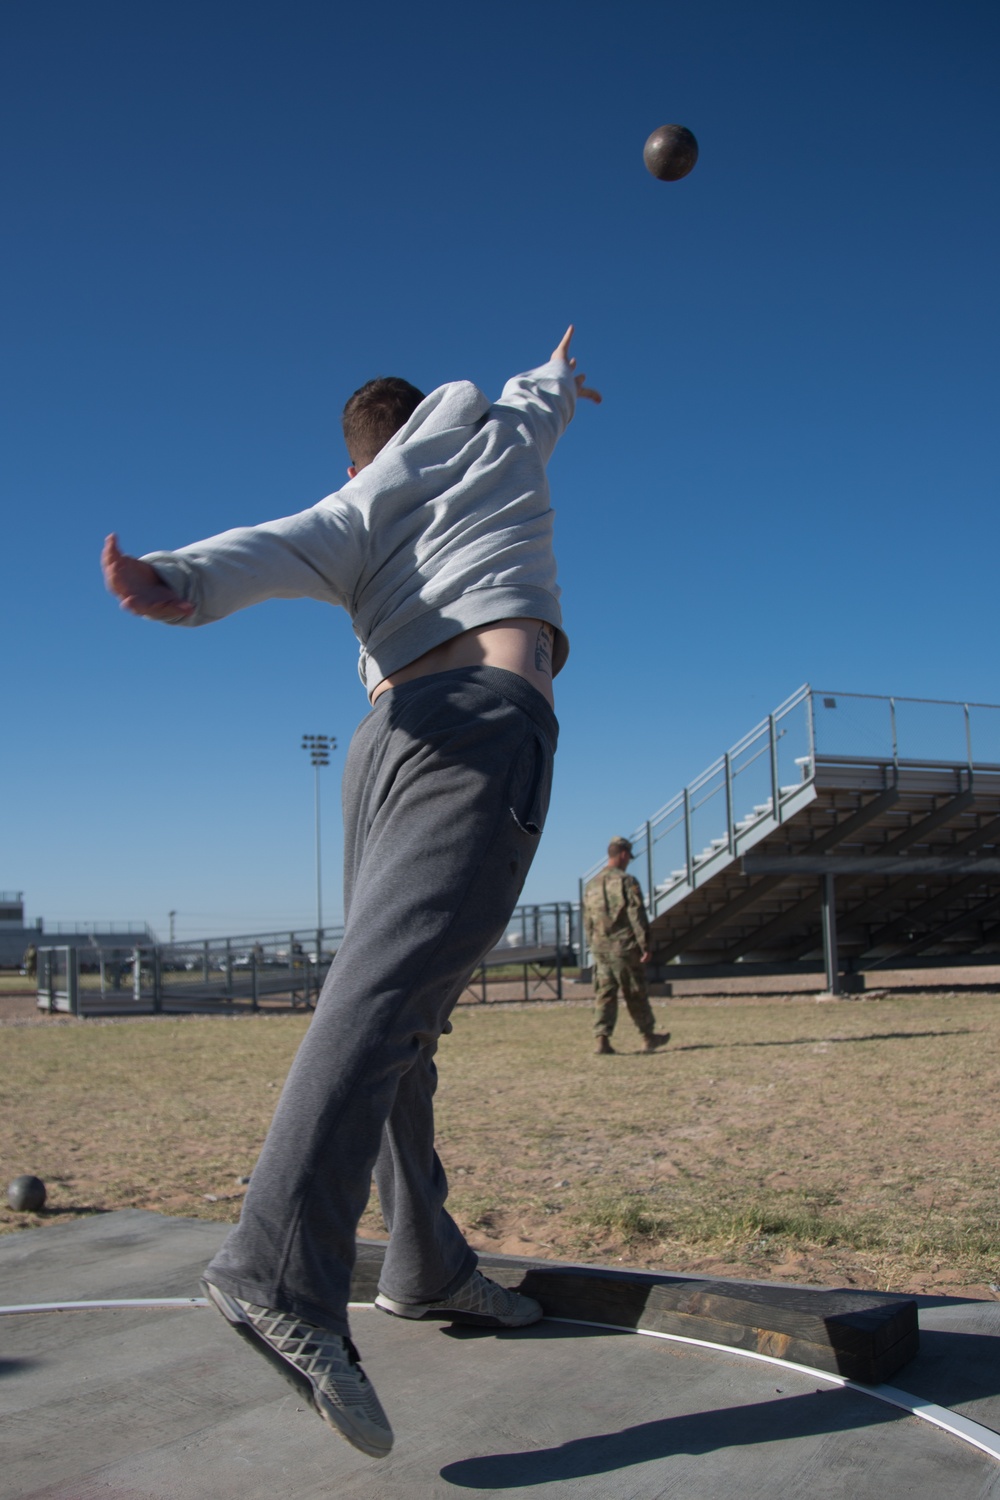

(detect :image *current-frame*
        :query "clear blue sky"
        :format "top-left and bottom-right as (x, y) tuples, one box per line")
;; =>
(4, 0), (997, 940)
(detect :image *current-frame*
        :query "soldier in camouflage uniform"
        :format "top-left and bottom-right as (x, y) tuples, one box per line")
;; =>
(583, 837), (670, 1055)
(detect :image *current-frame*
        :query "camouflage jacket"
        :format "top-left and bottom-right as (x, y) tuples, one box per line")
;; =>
(583, 868), (650, 956)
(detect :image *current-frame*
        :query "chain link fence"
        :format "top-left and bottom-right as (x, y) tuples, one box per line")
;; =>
(36, 903), (580, 1016)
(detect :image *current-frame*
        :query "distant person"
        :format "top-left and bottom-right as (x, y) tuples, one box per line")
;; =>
(102, 327), (600, 1460)
(22, 944), (37, 979)
(583, 836), (670, 1055)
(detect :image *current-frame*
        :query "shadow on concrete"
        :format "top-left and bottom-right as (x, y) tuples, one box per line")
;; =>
(439, 1322), (632, 1344)
(913, 1295), (991, 1310)
(900, 1328), (1000, 1408)
(440, 1386), (902, 1488)
(441, 1310), (1000, 1433)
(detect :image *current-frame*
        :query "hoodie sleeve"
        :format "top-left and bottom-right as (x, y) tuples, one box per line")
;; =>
(141, 494), (362, 627)
(493, 357), (577, 467)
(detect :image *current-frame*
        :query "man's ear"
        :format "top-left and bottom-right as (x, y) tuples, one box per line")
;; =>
(347, 465), (358, 479)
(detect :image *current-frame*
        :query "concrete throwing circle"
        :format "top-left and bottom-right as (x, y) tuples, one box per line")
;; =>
(1, 1299), (998, 1497)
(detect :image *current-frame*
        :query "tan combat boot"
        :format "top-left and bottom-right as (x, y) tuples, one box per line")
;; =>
(641, 1031), (671, 1053)
(594, 1035), (615, 1055)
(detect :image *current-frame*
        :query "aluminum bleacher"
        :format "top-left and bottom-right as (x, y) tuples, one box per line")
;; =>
(583, 686), (1000, 993)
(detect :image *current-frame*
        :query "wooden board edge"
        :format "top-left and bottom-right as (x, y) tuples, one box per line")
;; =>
(348, 1241), (919, 1381)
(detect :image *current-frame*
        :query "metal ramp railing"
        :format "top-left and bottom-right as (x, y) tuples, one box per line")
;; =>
(580, 685), (817, 921)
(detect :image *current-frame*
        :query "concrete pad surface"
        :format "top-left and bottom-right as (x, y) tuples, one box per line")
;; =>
(2, 1211), (1000, 1499)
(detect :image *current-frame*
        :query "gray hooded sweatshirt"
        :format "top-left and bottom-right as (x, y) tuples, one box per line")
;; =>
(144, 356), (576, 696)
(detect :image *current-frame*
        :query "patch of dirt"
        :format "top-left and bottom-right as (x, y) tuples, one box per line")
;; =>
(0, 991), (44, 1023)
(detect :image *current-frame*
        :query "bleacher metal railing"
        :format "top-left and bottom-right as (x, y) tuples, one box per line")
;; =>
(579, 685), (1000, 944)
(810, 689), (1000, 771)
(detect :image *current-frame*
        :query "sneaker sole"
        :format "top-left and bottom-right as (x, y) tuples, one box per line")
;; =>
(374, 1290), (543, 1328)
(201, 1279), (392, 1459)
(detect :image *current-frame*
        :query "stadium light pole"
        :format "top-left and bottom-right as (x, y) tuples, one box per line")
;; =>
(301, 734), (337, 952)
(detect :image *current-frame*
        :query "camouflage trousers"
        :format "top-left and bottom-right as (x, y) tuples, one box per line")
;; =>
(592, 952), (656, 1037)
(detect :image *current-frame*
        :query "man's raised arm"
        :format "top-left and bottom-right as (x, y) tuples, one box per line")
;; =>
(550, 325), (602, 406)
(495, 325), (602, 464)
(102, 534), (195, 623)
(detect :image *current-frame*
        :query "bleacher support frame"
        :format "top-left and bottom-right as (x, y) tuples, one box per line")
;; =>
(581, 687), (1000, 994)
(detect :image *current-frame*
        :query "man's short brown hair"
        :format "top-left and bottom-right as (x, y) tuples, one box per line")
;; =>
(608, 836), (635, 858)
(342, 377), (426, 469)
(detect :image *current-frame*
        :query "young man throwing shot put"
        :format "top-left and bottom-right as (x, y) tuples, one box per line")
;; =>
(102, 327), (600, 1459)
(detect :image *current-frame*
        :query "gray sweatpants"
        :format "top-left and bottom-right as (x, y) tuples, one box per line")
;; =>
(205, 666), (557, 1336)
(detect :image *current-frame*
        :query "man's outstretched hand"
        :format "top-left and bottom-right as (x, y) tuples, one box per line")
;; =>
(551, 325), (602, 405)
(102, 534), (194, 623)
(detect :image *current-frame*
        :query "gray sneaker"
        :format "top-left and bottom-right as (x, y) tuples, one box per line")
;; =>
(202, 1278), (392, 1459)
(375, 1269), (543, 1328)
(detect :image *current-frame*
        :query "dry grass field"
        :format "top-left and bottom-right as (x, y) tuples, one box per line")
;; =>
(2, 991), (999, 1299)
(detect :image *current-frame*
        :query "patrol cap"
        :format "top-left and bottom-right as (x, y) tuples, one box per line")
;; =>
(607, 836), (635, 859)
